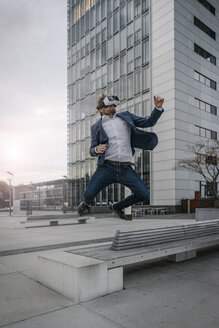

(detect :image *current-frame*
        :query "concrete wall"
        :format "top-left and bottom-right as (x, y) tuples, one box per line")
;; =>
(174, 0), (219, 205)
(151, 0), (219, 207)
(151, 0), (176, 206)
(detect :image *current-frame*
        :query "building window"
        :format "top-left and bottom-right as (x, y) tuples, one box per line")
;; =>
(142, 38), (149, 64)
(194, 71), (217, 90)
(85, 74), (90, 95)
(85, 37), (90, 55)
(113, 56), (119, 81)
(85, 11), (89, 33)
(134, 69), (142, 94)
(134, 16), (141, 42)
(127, 73), (134, 99)
(113, 9), (119, 33)
(107, 60), (113, 83)
(96, 47), (101, 67)
(142, 0), (149, 12)
(107, 37), (113, 59)
(120, 76), (127, 101)
(81, 16), (85, 37)
(127, 22), (134, 48)
(101, 20), (107, 42)
(96, 31), (101, 46)
(120, 28), (126, 51)
(194, 98), (217, 115)
(113, 80), (120, 98)
(134, 43), (141, 68)
(107, 15), (112, 37)
(120, 52), (126, 76)
(90, 34), (95, 51)
(197, 0), (215, 15)
(101, 65), (107, 88)
(142, 66), (150, 91)
(134, 0), (141, 16)
(90, 72), (95, 93)
(96, 2), (100, 24)
(194, 43), (216, 65)
(101, 42), (106, 65)
(127, 47), (134, 73)
(90, 7), (95, 29)
(127, 0), (134, 23)
(142, 12), (149, 37)
(200, 181), (218, 198)
(194, 16), (216, 40)
(96, 68), (101, 90)
(90, 50), (95, 71)
(107, 0), (112, 14)
(113, 33), (119, 56)
(195, 125), (217, 140)
(101, 0), (106, 20)
(120, 2), (126, 27)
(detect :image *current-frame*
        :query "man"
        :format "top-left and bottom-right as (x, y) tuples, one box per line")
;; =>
(78, 94), (164, 219)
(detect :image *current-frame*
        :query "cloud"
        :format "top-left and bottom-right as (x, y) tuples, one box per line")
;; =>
(0, 0), (67, 185)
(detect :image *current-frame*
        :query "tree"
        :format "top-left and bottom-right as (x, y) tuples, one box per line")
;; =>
(0, 181), (10, 208)
(176, 140), (219, 199)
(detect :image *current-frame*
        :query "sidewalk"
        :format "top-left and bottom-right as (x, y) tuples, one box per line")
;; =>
(0, 214), (218, 327)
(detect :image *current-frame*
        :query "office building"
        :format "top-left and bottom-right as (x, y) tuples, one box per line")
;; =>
(67, 0), (219, 211)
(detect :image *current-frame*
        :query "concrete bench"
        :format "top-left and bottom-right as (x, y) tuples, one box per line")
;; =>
(38, 252), (122, 303)
(37, 220), (219, 303)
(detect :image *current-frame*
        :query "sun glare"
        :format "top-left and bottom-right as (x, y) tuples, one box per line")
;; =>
(5, 143), (24, 163)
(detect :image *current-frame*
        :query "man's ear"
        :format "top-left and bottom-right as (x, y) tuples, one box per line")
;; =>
(99, 108), (104, 115)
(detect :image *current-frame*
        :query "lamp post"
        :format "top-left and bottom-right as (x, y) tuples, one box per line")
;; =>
(62, 176), (68, 213)
(6, 171), (13, 216)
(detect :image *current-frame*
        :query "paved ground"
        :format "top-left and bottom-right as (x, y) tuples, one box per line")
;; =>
(0, 213), (218, 328)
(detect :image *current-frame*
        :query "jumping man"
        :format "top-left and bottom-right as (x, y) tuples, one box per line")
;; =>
(78, 94), (164, 219)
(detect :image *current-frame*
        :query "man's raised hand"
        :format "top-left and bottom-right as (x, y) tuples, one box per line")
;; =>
(154, 95), (164, 109)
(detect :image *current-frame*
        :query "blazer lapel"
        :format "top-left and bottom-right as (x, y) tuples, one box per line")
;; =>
(116, 112), (136, 129)
(97, 119), (109, 144)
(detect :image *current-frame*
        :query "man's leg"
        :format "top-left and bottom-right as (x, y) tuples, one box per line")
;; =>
(83, 165), (115, 204)
(78, 165), (115, 216)
(115, 165), (149, 211)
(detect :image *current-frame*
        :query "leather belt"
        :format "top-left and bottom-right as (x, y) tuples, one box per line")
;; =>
(104, 160), (135, 167)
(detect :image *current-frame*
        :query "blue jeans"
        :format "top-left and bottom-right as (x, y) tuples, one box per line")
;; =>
(83, 162), (149, 210)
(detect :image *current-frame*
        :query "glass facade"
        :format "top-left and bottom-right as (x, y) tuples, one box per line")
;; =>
(67, 0), (151, 206)
(14, 180), (70, 211)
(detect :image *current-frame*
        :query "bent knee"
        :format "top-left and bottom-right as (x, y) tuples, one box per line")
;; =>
(137, 190), (150, 202)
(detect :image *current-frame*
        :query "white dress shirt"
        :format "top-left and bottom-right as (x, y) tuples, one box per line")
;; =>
(96, 107), (163, 162)
(101, 114), (133, 162)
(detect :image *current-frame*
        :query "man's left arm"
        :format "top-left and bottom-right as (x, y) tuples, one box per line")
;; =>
(129, 96), (164, 128)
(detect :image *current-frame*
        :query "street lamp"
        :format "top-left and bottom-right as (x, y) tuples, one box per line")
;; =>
(62, 176), (70, 212)
(6, 171), (13, 216)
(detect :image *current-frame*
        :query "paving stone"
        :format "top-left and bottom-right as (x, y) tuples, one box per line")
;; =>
(2, 305), (120, 328)
(0, 272), (74, 326)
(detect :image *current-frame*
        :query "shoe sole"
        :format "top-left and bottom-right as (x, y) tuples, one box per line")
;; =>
(109, 207), (125, 220)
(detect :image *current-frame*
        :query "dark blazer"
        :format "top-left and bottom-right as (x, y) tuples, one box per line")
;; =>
(90, 107), (164, 166)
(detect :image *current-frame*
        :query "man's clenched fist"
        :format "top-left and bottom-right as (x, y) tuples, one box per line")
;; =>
(154, 95), (164, 109)
(96, 144), (108, 154)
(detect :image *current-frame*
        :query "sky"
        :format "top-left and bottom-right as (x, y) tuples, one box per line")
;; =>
(0, 0), (67, 186)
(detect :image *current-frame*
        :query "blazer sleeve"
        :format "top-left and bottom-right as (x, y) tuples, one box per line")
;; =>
(89, 125), (99, 157)
(129, 107), (164, 128)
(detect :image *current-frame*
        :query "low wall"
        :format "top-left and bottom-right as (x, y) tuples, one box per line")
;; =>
(181, 199), (215, 213)
(196, 208), (219, 221)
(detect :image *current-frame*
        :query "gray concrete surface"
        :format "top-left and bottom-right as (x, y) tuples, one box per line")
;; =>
(0, 213), (218, 327)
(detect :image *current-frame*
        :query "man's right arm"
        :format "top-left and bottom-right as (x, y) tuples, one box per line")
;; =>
(89, 125), (99, 157)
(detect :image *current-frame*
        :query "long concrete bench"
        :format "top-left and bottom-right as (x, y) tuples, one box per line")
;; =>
(37, 220), (219, 303)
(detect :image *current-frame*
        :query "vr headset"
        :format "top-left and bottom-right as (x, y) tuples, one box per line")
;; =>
(97, 95), (119, 110)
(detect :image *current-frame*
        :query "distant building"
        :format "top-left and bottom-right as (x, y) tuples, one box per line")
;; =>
(67, 0), (219, 211)
(13, 179), (71, 212)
